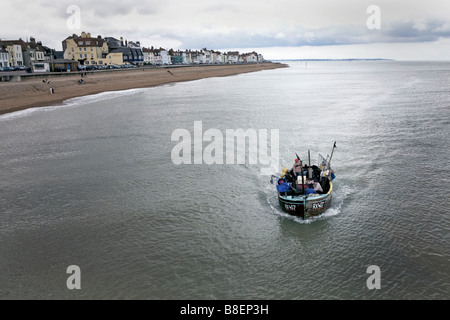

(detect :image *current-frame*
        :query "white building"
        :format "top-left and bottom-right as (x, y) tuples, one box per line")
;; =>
(0, 41), (25, 67)
(159, 49), (171, 65)
(213, 51), (225, 64)
(32, 62), (50, 73)
(143, 47), (156, 65)
(0, 46), (10, 67)
(189, 51), (202, 64)
(25, 37), (46, 67)
(227, 51), (240, 64)
(11, 44), (23, 66)
(202, 48), (212, 64)
(154, 51), (162, 65)
(181, 51), (188, 64)
(242, 52), (258, 63)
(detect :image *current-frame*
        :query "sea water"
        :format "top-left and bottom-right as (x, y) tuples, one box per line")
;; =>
(0, 61), (449, 299)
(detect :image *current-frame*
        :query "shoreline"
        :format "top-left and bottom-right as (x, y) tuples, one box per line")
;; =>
(0, 63), (287, 116)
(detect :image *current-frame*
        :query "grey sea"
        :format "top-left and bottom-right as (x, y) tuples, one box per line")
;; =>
(0, 61), (449, 300)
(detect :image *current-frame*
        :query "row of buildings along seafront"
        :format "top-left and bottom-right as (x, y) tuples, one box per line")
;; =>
(0, 31), (266, 72)
(63, 32), (265, 68)
(0, 37), (54, 69)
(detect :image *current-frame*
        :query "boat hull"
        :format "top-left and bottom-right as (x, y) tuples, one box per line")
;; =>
(278, 183), (333, 219)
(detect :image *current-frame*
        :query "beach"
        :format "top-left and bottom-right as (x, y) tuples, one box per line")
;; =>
(0, 63), (286, 116)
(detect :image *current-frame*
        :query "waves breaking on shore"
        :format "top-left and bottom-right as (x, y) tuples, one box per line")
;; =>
(0, 88), (153, 121)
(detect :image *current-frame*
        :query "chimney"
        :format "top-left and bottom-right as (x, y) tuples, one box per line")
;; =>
(120, 37), (124, 46)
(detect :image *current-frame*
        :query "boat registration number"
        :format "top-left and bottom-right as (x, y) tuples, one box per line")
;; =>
(285, 204), (297, 211)
(312, 201), (325, 210)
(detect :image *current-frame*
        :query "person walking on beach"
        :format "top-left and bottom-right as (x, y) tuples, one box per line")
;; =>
(50, 87), (54, 94)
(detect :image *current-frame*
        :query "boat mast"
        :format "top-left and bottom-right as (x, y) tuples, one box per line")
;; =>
(328, 142), (337, 170)
(308, 150), (312, 179)
(296, 153), (305, 194)
(301, 161), (305, 195)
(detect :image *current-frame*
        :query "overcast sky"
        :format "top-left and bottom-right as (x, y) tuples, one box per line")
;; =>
(2, 0), (450, 60)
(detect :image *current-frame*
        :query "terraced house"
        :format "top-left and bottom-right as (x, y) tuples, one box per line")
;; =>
(0, 39), (25, 67)
(0, 46), (10, 67)
(110, 40), (143, 65)
(23, 37), (46, 67)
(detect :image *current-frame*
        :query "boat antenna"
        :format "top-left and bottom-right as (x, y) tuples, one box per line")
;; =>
(328, 142), (337, 170)
(295, 153), (305, 194)
(301, 154), (305, 194)
(308, 150), (312, 179)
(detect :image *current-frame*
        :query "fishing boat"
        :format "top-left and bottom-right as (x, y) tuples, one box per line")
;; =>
(271, 142), (337, 219)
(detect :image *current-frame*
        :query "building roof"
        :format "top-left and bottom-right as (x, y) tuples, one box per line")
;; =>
(111, 47), (142, 54)
(104, 37), (122, 50)
(110, 47), (143, 62)
(65, 33), (105, 47)
(0, 39), (27, 51)
(75, 38), (105, 47)
(26, 37), (45, 51)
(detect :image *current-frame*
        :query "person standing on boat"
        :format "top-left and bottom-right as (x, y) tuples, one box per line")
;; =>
(293, 159), (304, 178)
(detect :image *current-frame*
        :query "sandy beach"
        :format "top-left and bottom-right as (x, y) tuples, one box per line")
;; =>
(0, 63), (286, 116)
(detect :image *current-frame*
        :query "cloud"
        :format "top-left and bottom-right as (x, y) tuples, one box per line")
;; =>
(36, 0), (161, 18)
(2, 0), (450, 59)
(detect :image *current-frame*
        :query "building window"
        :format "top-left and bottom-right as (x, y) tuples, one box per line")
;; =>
(86, 41), (91, 45)
(80, 54), (83, 58)
(84, 48), (86, 51)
